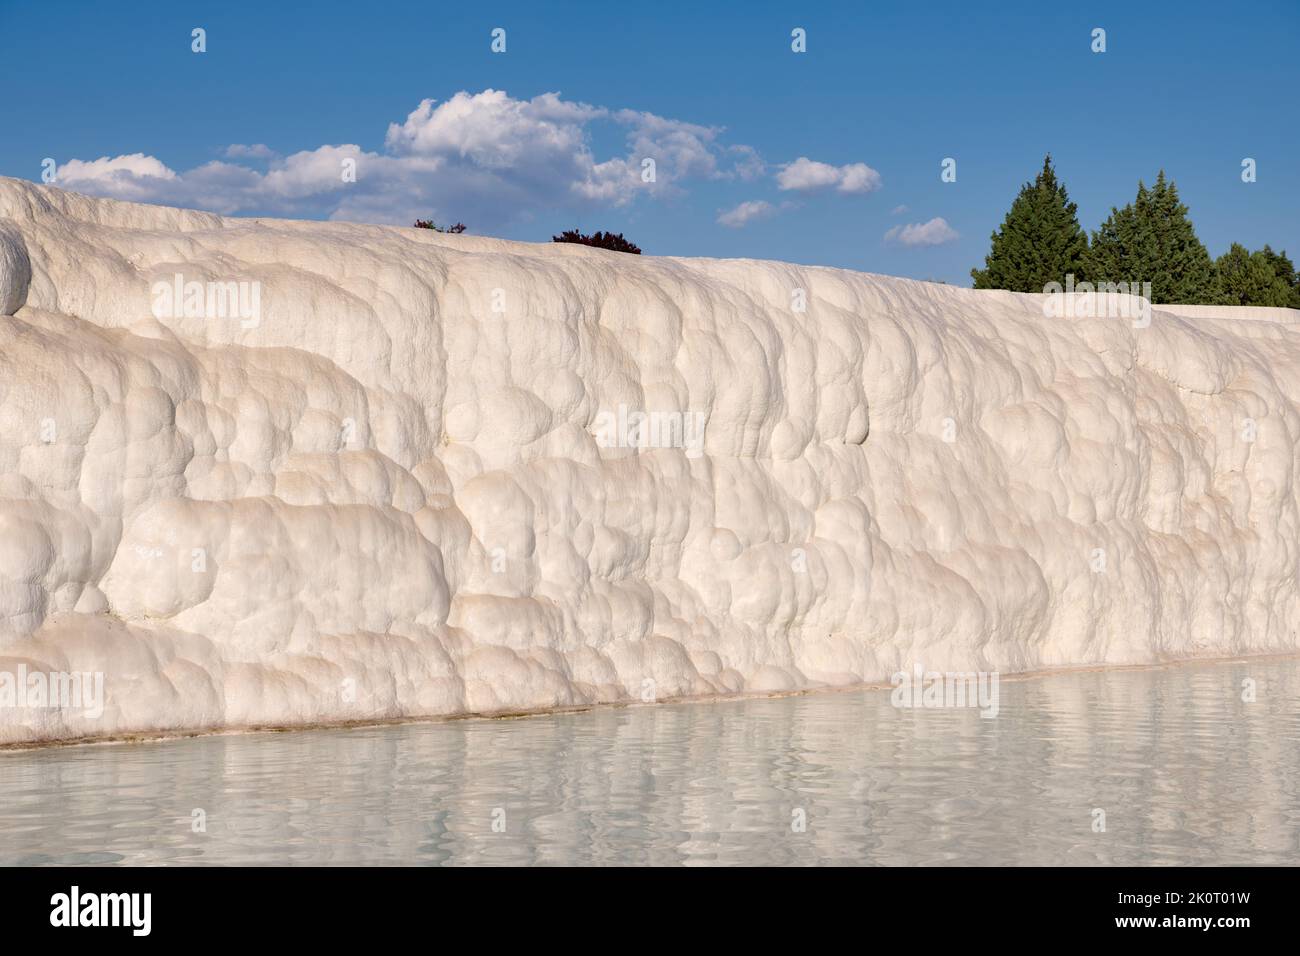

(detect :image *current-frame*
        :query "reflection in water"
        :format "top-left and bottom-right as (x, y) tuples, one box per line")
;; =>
(1, 658), (1297, 865)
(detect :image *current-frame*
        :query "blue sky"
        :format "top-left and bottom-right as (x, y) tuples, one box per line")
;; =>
(1, 0), (1296, 283)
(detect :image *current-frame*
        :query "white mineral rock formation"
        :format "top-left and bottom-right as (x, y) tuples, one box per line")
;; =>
(0, 176), (1297, 745)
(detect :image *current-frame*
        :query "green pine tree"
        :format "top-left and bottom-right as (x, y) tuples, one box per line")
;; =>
(1258, 246), (1300, 308)
(1085, 171), (1223, 304)
(1214, 243), (1296, 307)
(971, 155), (1090, 292)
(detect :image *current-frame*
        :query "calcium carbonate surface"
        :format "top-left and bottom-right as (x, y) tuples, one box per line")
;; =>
(0, 177), (1297, 744)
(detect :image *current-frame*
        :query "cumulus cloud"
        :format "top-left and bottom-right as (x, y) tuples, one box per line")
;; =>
(57, 147), (366, 215)
(717, 200), (777, 228)
(224, 144), (277, 159)
(51, 90), (764, 228)
(58, 154), (177, 200)
(884, 217), (959, 247)
(776, 157), (881, 194)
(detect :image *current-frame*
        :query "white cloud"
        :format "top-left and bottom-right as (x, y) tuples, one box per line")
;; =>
(58, 154), (177, 201)
(727, 145), (765, 181)
(776, 157), (881, 194)
(50, 89), (766, 228)
(613, 108), (725, 184)
(717, 200), (776, 228)
(884, 217), (960, 247)
(890, 204), (908, 216)
(224, 144), (277, 159)
(57, 148), (369, 215)
(386, 91), (599, 166)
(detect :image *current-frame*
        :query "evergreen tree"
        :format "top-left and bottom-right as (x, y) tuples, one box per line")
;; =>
(1258, 246), (1300, 308)
(1216, 244), (1300, 307)
(1085, 171), (1222, 304)
(971, 155), (1089, 291)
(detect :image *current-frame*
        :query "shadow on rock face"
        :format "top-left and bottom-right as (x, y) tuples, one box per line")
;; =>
(0, 220), (32, 315)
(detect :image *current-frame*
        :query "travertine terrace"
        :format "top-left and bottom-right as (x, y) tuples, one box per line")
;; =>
(1, 178), (1297, 744)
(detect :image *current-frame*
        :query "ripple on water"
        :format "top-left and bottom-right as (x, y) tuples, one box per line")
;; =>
(0, 658), (1297, 865)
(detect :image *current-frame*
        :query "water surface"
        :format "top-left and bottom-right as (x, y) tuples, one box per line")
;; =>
(1, 658), (1297, 865)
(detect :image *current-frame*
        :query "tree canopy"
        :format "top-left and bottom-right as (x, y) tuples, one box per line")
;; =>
(1085, 171), (1222, 304)
(971, 155), (1089, 292)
